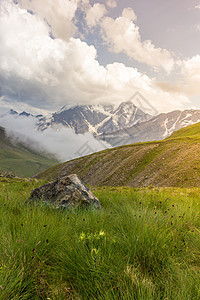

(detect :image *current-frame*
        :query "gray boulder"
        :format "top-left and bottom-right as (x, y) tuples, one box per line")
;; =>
(27, 174), (101, 209)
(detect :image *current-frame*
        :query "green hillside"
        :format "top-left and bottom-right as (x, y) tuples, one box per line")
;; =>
(168, 121), (200, 139)
(0, 126), (59, 177)
(36, 122), (200, 188)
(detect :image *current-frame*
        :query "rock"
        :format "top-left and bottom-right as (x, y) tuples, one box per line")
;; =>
(27, 174), (101, 209)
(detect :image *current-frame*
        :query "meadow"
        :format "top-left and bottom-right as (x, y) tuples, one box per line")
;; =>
(0, 177), (200, 299)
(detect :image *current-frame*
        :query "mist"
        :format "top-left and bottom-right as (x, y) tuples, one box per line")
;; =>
(0, 114), (111, 162)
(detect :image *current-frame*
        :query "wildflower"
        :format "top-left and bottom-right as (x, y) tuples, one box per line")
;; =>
(80, 233), (86, 240)
(99, 231), (105, 236)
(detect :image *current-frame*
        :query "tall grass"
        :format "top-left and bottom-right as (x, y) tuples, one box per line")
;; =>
(0, 178), (200, 299)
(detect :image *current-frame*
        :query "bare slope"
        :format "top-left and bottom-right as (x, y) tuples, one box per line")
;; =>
(36, 122), (200, 188)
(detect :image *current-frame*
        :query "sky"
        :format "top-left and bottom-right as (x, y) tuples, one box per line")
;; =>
(0, 0), (200, 162)
(0, 0), (200, 115)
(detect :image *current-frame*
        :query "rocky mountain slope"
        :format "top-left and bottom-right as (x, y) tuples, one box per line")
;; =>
(8, 103), (200, 148)
(37, 104), (200, 146)
(38, 100), (151, 134)
(101, 109), (200, 146)
(0, 126), (58, 177)
(36, 122), (200, 188)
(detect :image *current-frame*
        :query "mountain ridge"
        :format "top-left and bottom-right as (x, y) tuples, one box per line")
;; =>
(7, 102), (200, 147)
(5, 100), (200, 147)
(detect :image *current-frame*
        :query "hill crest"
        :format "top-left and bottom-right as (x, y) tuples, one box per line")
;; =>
(36, 122), (200, 188)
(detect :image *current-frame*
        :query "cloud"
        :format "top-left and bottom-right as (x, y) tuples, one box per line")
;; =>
(0, 0), (190, 114)
(101, 8), (174, 72)
(155, 55), (200, 98)
(0, 113), (110, 162)
(181, 55), (200, 95)
(195, 4), (200, 9)
(17, 0), (79, 40)
(122, 7), (137, 21)
(196, 24), (200, 31)
(106, 0), (117, 8)
(85, 3), (107, 27)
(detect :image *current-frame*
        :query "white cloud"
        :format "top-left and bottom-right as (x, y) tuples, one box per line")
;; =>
(85, 3), (107, 27)
(196, 24), (200, 31)
(195, 4), (200, 9)
(0, 0), (190, 114)
(181, 55), (200, 95)
(0, 113), (110, 162)
(122, 7), (137, 21)
(101, 8), (174, 72)
(155, 55), (200, 98)
(17, 0), (78, 40)
(106, 0), (117, 8)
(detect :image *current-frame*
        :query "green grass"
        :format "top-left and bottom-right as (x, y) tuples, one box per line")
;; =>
(0, 148), (58, 178)
(169, 121), (200, 140)
(0, 178), (200, 299)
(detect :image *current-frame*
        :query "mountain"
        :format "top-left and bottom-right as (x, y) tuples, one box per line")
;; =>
(0, 126), (58, 177)
(6, 103), (200, 148)
(100, 109), (200, 146)
(46, 101), (151, 135)
(36, 121), (200, 188)
(34, 105), (200, 147)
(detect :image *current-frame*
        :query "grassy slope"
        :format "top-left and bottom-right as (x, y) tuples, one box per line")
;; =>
(0, 126), (59, 177)
(0, 178), (200, 299)
(36, 122), (200, 188)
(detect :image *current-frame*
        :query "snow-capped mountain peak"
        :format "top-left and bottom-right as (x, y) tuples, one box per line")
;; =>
(4, 102), (200, 149)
